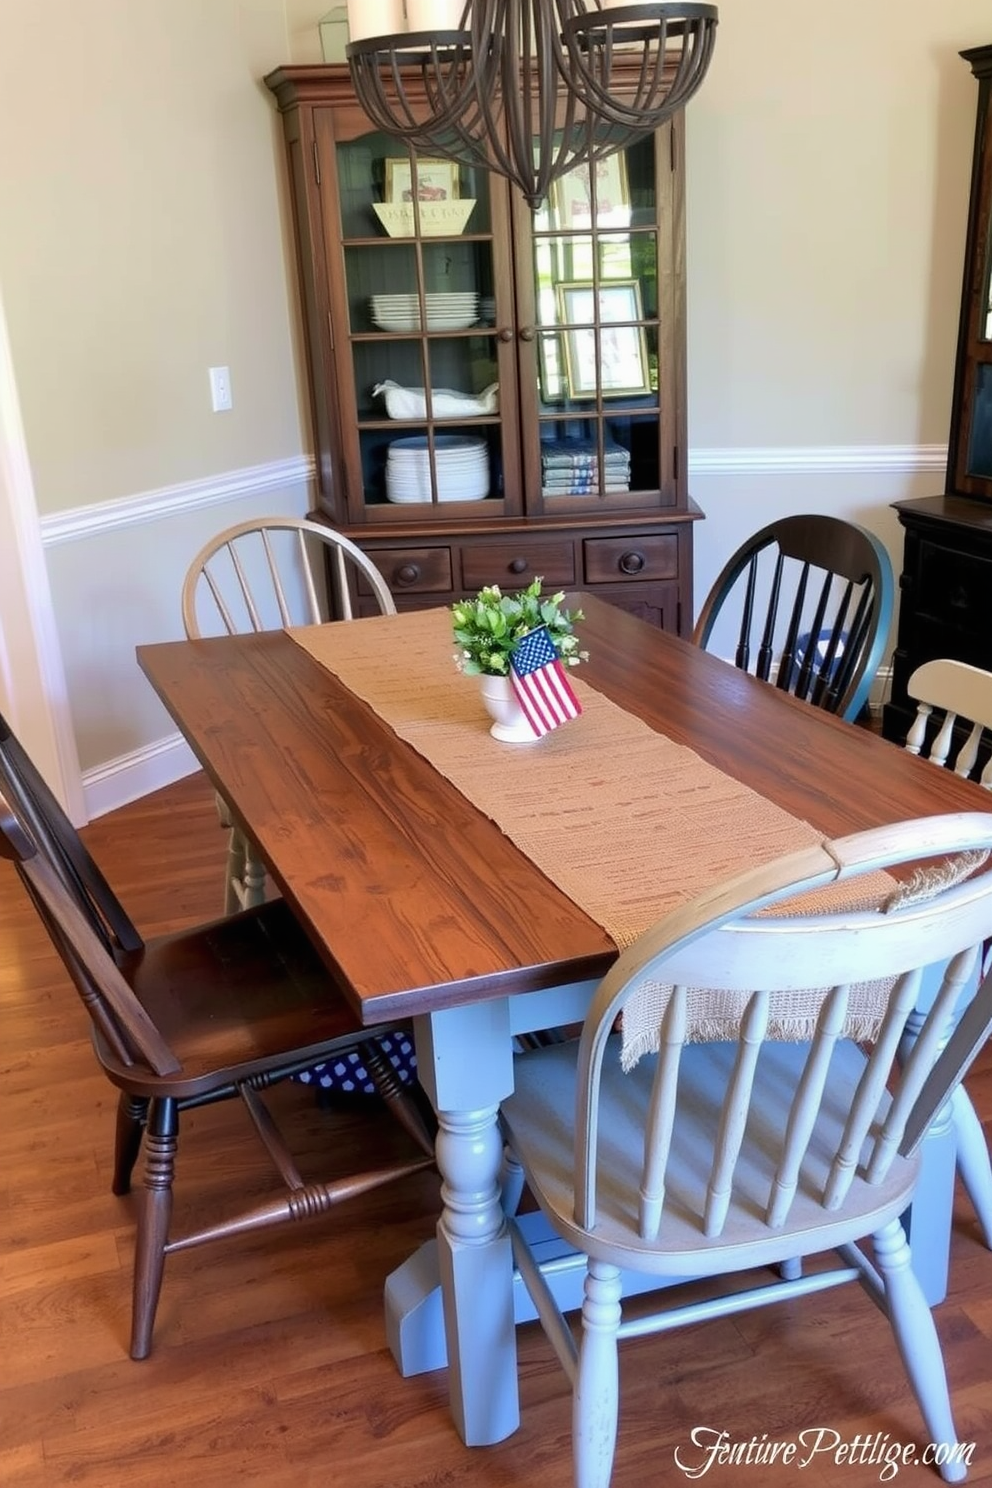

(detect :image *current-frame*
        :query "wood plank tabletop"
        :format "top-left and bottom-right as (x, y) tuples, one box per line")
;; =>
(137, 594), (991, 1024)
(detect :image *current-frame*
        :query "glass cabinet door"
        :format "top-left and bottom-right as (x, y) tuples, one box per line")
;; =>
(331, 120), (521, 523)
(962, 189), (992, 480)
(955, 132), (992, 488)
(949, 50), (992, 501)
(515, 128), (684, 517)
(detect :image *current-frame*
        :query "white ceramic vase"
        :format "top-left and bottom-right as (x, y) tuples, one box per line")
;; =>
(479, 673), (536, 743)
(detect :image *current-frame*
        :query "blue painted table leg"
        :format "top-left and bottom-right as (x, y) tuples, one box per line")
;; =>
(899, 957), (979, 1306)
(384, 1213), (675, 1381)
(903, 1094), (957, 1307)
(407, 1002), (520, 1446)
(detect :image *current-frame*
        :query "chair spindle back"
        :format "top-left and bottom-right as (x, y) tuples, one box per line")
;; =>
(574, 814), (992, 1241)
(182, 517), (396, 638)
(694, 514), (893, 722)
(906, 658), (992, 788)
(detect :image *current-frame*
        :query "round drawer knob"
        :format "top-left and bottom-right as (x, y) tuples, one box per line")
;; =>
(509, 557), (529, 575)
(619, 550), (645, 575)
(497, 327), (514, 343)
(518, 325), (536, 342)
(394, 564), (421, 586)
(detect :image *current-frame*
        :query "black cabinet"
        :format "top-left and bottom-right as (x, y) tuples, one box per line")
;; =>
(947, 44), (992, 501)
(882, 44), (992, 744)
(883, 495), (992, 743)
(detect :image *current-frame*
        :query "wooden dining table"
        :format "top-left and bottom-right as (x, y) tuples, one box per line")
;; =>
(137, 593), (992, 1449)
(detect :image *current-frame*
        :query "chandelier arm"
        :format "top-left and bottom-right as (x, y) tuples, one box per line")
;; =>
(408, 36), (490, 134)
(496, 0), (532, 192)
(562, 11), (716, 130)
(351, 34), (484, 141)
(347, 2), (717, 210)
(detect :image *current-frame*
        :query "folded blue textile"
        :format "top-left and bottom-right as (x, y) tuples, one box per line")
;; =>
(293, 1029), (418, 1094)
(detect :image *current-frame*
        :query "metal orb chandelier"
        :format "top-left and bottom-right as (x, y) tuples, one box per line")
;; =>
(346, 1), (718, 210)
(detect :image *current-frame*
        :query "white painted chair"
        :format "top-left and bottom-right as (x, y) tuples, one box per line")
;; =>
(182, 517), (396, 913)
(904, 657), (992, 1249)
(501, 814), (992, 1486)
(906, 659), (992, 785)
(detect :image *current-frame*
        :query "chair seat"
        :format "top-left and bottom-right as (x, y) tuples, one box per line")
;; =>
(102, 898), (368, 1096)
(502, 1034), (918, 1278)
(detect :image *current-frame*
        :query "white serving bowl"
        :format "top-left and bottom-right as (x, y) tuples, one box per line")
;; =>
(372, 199), (477, 238)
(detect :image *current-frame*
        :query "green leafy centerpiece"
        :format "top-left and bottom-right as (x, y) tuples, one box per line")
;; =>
(451, 578), (586, 676)
(452, 578), (587, 742)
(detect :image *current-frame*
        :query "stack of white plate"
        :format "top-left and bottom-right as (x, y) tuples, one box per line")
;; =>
(370, 292), (479, 333)
(385, 435), (489, 504)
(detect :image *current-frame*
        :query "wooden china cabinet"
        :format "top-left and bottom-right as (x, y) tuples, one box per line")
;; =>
(264, 64), (700, 630)
(883, 43), (992, 744)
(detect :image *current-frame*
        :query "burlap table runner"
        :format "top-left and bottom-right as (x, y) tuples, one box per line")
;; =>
(288, 608), (896, 1062)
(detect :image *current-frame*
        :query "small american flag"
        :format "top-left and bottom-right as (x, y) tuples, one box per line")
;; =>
(510, 625), (583, 737)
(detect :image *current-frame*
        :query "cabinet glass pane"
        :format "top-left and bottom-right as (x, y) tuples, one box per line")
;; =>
(336, 133), (492, 239)
(354, 334), (500, 420)
(528, 138), (663, 506)
(534, 236), (657, 318)
(345, 241), (494, 333)
(984, 215), (992, 340)
(537, 411), (658, 503)
(533, 253), (657, 397)
(424, 338), (500, 404)
(345, 243), (417, 331)
(967, 363), (992, 478)
(531, 135), (656, 232)
(359, 424), (501, 508)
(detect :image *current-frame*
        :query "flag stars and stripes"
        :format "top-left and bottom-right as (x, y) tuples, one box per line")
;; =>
(510, 625), (583, 737)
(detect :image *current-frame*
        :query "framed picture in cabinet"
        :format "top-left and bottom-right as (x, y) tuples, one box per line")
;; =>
(556, 280), (650, 399)
(551, 154), (631, 229)
(384, 157), (460, 203)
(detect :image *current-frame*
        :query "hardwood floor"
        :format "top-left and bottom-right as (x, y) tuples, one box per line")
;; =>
(1, 772), (991, 1486)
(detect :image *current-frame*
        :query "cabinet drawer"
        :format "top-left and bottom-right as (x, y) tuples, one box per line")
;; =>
(583, 535), (679, 585)
(362, 547), (453, 595)
(461, 541), (575, 590)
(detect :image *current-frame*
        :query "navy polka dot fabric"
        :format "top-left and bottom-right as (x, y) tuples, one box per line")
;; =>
(293, 1029), (417, 1095)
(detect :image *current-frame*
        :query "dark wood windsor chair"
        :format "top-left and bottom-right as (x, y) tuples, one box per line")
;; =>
(0, 709), (436, 1359)
(693, 514), (894, 723)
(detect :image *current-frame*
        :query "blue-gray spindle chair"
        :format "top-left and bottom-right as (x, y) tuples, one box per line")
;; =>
(501, 814), (992, 1486)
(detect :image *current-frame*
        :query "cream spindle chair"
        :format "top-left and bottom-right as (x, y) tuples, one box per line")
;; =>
(182, 517), (396, 913)
(906, 658), (992, 785)
(903, 657), (992, 1249)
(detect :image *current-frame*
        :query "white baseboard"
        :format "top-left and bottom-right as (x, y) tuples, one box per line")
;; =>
(869, 664), (894, 716)
(49, 452), (317, 820)
(82, 733), (201, 819)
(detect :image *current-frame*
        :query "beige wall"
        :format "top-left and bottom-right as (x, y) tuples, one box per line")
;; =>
(1, 1), (988, 514)
(684, 0), (986, 450)
(0, 0), (304, 515)
(284, 0), (329, 63)
(0, 0), (989, 795)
